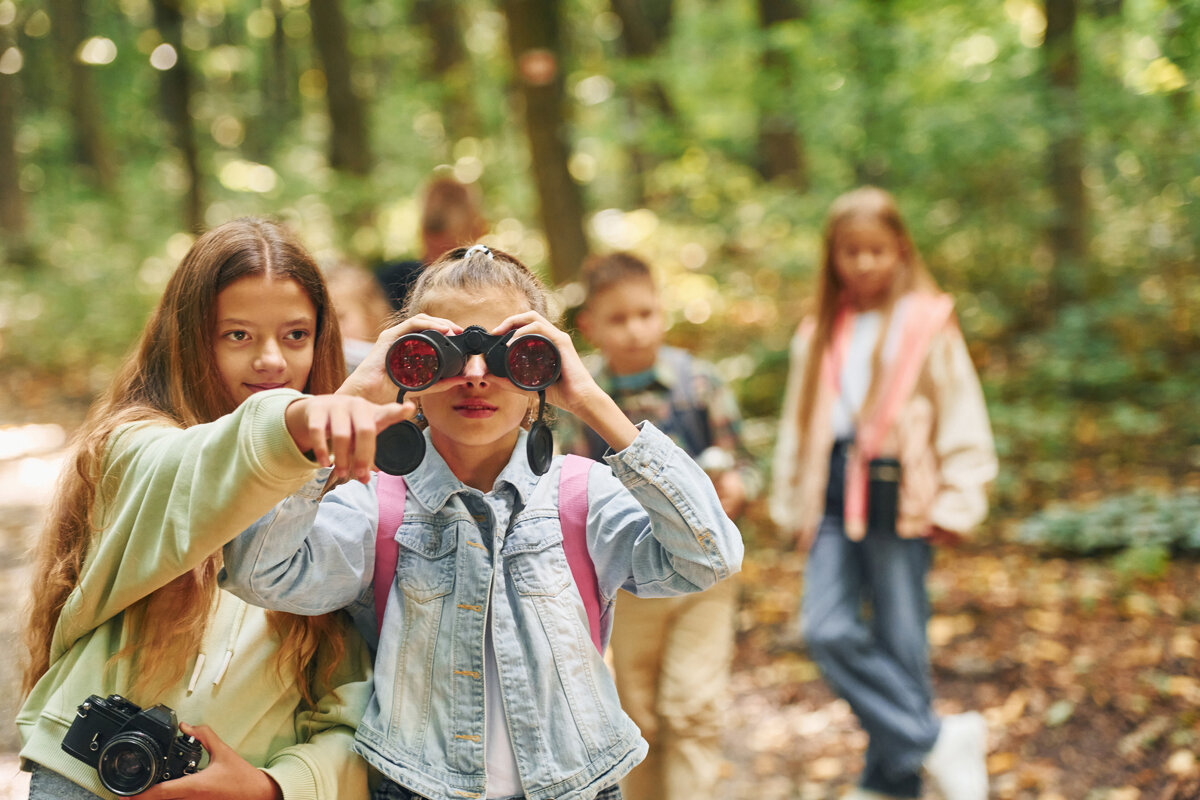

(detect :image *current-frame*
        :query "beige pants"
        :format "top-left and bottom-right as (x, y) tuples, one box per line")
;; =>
(611, 578), (737, 800)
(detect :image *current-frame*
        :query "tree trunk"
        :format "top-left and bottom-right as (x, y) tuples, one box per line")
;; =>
(501, 0), (589, 285)
(0, 20), (27, 241)
(151, 0), (203, 232)
(309, 0), (372, 175)
(246, 0), (294, 162)
(412, 0), (477, 143)
(755, 0), (808, 187)
(47, 0), (117, 191)
(1163, 0), (1197, 123)
(1043, 0), (1088, 301)
(607, 0), (677, 206)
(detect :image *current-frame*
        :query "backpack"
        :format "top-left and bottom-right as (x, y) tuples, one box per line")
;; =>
(372, 454), (607, 653)
(582, 348), (713, 461)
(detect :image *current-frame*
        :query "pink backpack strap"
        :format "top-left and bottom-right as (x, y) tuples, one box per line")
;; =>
(845, 293), (955, 534)
(374, 473), (407, 636)
(559, 454), (604, 654)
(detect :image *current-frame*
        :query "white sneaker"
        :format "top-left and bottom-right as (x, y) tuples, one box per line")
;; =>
(924, 711), (989, 800)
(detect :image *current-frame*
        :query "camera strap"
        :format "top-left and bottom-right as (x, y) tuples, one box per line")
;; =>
(372, 456), (606, 653)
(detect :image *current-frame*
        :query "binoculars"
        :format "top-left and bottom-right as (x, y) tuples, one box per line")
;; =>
(375, 325), (562, 476)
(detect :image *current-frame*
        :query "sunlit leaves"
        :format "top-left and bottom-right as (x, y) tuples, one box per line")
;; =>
(0, 46), (21, 75)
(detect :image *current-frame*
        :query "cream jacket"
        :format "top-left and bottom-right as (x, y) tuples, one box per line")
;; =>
(770, 296), (997, 549)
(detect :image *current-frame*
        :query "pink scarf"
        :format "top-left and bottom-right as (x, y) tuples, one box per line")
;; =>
(823, 292), (954, 538)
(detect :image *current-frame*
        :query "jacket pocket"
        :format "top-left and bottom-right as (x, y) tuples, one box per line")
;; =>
(394, 522), (457, 603)
(504, 526), (572, 597)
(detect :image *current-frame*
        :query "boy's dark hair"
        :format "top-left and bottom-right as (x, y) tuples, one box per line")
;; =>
(581, 252), (656, 304)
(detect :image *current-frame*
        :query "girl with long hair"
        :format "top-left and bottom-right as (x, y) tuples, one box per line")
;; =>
(771, 187), (998, 800)
(19, 217), (411, 800)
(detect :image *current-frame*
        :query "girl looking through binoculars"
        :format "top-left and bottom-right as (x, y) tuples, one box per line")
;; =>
(221, 244), (745, 800)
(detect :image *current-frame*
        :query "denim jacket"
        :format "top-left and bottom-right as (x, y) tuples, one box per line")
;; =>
(221, 422), (743, 800)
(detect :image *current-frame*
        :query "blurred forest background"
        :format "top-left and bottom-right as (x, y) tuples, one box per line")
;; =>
(1, 0), (1199, 795)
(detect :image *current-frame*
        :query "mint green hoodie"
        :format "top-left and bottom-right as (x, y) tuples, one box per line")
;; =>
(18, 389), (372, 800)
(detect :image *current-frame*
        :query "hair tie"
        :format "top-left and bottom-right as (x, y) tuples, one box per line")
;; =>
(465, 244), (494, 261)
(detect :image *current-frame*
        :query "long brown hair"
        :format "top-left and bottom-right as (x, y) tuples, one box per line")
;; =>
(795, 187), (939, 436)
(22, 218), (349, 704)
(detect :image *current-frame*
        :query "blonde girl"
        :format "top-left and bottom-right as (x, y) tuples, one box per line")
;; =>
(20, 218), (411, 800)
(221, 244), (744, 800)
(771, 187), (997, 800)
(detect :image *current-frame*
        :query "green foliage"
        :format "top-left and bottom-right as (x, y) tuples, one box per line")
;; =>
(0, 0), (1196, 521)
(1016, 489), (1200, 555)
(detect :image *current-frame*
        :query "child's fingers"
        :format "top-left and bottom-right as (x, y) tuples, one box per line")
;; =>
(493, 311), (561, 342)
(378, 314), (462, 343)
(326, 405), (354, 479)
(305, 404), (333, 468)
(376, 400), (417, 429)
(177, 722), (227, 757)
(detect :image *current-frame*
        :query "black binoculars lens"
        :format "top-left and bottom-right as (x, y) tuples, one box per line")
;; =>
(388, 338), (442, 390)
(506, 337), (559, 390)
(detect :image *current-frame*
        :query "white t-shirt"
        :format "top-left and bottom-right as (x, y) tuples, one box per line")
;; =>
(485, 611), (522, 798)
(831, 311), (882, 440)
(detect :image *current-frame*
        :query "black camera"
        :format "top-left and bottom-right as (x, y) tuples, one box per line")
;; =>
(376, 325), (561, 476)
(61, 694), (204, 796)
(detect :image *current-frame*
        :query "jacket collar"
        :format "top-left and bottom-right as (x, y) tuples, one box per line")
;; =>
(403, 427), (537, 511)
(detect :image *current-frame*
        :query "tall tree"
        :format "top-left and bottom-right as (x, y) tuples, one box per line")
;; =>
(151, 0), (203, 231)
(0, 20), (27, 241)
(1162, 0), (1198, 122)
(246, 0), (295, 162)
(309, 0), (372, 175)
(1043, 0), (1088, 300)
(500, 0), (588, 284)
(755, 0), (808, 187)
(607, 0), (676, 205)
(412, 0), (476, 142)
(46, 0), (116, 191)
(608, 0), (675, 119)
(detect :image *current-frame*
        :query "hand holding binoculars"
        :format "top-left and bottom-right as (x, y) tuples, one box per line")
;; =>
(375, 325), (561, 476)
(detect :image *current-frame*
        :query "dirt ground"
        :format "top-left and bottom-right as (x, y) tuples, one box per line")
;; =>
(1, 395), (1198, 800)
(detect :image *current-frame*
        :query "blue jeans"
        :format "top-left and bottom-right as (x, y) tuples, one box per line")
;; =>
(372, 779), (623, 800)
(800, 443), (940, 798)
(27, 765), (104, 800)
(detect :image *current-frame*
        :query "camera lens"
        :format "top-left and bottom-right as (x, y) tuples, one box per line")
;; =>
(388, 337), (441, 390)
(98, 734), (161, 796)
(506, 336), (559, 390)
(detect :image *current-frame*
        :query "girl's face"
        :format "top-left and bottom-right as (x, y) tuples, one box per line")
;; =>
(418, 287), (536, 460)
(213, 273), (318, 405)
(832, 215), (906, 310)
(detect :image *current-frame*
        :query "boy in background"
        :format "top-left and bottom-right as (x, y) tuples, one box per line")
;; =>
(561, 251), (754, 800)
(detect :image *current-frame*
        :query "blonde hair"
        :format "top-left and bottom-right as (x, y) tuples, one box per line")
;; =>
(796, 186), (939, 435)
(23, 218), (349, 705)
(399, 245), (556, 322)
